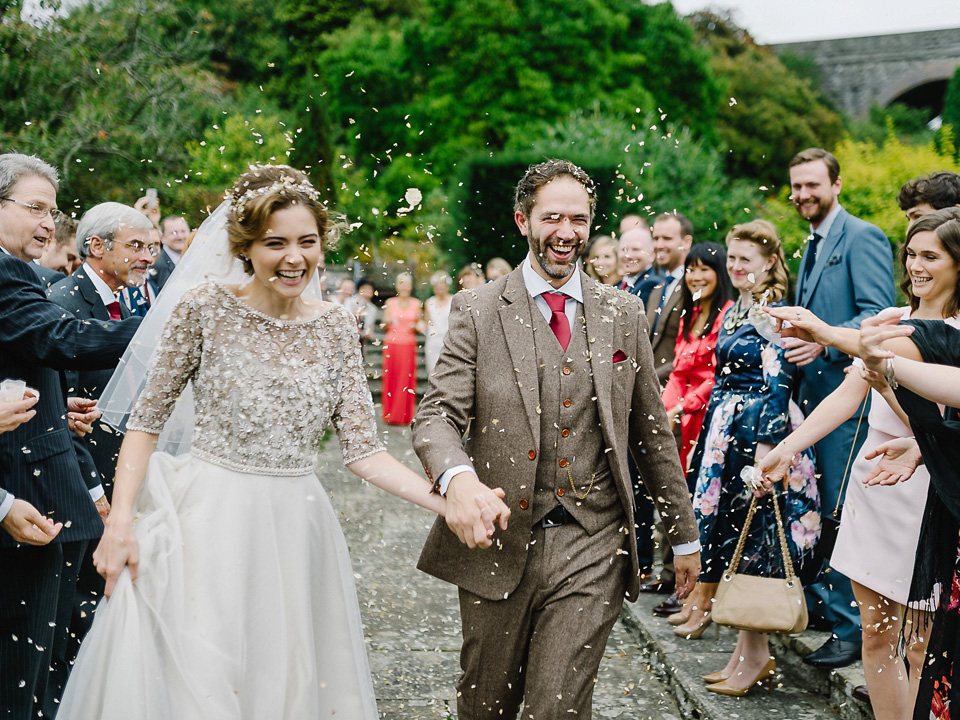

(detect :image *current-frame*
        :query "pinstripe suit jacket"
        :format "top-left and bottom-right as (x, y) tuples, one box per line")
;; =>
(48, 269), (131, 500)
(0, 254), (139, 548)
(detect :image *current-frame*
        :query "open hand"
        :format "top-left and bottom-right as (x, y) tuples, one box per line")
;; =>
(766, 306), (830, 346)
(862, 437), (923, 486)
(858, 309), (914, 374)
(0, 499), (62, 545)
(781, 336), (825, 367)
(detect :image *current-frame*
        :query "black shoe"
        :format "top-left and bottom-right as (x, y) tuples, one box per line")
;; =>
(802, 637), (862, 668)
(652, 595), (683, 616)
(639, 576), (673, 594)
(852, 685), (871, 706)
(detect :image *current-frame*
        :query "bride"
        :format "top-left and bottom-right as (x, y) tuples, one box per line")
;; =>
(58, 165), (506, 719)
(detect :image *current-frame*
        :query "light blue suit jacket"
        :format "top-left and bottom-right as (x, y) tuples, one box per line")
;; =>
(795, 206), (893, 507)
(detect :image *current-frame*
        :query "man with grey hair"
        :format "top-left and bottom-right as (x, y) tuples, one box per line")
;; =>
(0, 153), (140, 719)
(49, 201), (155, 491)
(46, 201), (155, 702)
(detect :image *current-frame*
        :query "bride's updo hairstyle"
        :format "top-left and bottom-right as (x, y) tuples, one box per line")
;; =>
(724, 219), (790, 303)
(225, 164), (328, 274)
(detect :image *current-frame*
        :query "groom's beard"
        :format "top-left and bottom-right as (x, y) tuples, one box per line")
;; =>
(528, 233), (583, 281)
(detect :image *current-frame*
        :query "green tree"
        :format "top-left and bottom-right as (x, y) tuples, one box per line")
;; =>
(319, 0), (722, 179)
(1, 0), (220, 212)
(943, 64), (960, 147)
(688, 12), (844, 187)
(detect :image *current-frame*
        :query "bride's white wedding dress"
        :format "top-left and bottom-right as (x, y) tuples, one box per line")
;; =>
(58, 282), (382, 719)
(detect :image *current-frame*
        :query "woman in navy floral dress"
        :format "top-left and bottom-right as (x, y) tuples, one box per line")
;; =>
(686, 220), (821, 696)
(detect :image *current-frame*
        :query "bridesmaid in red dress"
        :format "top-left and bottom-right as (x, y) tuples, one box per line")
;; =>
(381, 272), (422, 425)
(661, 241), (734, 475)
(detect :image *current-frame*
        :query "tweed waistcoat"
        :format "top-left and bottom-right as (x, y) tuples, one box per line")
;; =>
(528, 293), (621, 533)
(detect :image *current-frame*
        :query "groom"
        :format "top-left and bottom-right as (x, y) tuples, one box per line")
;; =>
(413, 159), (700, 719)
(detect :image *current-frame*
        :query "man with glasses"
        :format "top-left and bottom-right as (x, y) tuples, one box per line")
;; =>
(0, 154), (140, 720)
(46, 202), (155, 700)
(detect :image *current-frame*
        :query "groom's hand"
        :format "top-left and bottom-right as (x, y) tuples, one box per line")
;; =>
(446, 472), (510, 549)
(674, 551), (701, 600)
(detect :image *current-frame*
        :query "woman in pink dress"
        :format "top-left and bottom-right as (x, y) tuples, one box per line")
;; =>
(661, 241), (734, 475)
(381, 272), (422, 425)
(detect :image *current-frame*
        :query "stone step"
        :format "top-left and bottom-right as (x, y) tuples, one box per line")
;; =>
(621, 593), (872, 720)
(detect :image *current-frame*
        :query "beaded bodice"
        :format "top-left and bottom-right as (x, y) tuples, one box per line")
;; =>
(128, 282), (384, 475)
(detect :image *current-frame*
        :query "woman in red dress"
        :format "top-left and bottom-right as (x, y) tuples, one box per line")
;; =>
(381, 272), (422, 425)
(662, 241), (734, 475)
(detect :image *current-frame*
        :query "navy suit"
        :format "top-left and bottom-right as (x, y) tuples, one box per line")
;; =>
(149, 247), (176, 290)
(624, 266), (663, 309)
(796, 206), (894, 642)
(0, 254), (139, 718)
(30, 262), (65, 290)
(48, 268), (130, 500)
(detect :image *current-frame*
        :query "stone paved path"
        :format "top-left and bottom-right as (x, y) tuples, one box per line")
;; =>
(319, 422), (682, 719)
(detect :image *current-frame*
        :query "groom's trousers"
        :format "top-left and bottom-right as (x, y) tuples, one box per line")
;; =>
(456, 516), (628, 720)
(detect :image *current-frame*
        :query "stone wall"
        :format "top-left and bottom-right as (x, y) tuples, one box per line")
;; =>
(772, 28), (960, 117)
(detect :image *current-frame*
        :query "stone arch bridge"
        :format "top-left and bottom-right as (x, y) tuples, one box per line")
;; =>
(772, 28), (960, 118)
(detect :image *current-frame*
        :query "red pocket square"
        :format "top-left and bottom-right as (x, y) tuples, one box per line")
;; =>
(613, 350), (628, 363)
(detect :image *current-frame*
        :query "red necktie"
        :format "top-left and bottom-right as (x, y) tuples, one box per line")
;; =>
(543, 292), (570, 351)
(107, 301), (123, 320)
(619, 280), (628, 291)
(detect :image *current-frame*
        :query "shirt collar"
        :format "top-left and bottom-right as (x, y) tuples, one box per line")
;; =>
(82, 261), (120, 305)
(521, 254), (584, 303)
(812, 202), (842, 239)
(165, 247), (181, 264)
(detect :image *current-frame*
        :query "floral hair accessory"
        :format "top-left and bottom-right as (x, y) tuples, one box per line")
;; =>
(226, 174), (320, 221)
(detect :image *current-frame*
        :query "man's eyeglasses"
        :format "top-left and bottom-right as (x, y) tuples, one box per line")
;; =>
(0, 197), (66, 223)
(114, 239), (162, 257)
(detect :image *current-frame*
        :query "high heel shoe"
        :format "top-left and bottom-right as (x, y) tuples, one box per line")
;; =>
(702, 669), (729, 684)
(706, 658), (776, 697)
(674, 613), (714, 639)
(667, 608), (692, 626)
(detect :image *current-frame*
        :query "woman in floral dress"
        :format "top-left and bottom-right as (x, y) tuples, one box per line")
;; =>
(687, 220), (820, 696)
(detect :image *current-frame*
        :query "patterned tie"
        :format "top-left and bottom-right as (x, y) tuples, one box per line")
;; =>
(106, 301), (123, 320)
(800, 232), (822, 287)
(543, 292), (570, 351)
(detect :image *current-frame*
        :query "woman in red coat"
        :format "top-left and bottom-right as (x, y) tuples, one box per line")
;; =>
(662, 242), (734, 475)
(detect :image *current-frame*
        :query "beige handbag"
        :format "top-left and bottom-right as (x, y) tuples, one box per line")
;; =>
(712, 490), (808, 635)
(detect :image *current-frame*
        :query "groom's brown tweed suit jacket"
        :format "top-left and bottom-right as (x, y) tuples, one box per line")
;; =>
(413, 267), (698, 602)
